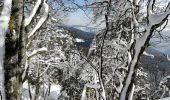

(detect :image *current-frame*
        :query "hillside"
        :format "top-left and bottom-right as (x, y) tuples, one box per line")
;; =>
(138, 47), (170, 90)
(141, 47), (170, 71)
(61, 26), (170, 72)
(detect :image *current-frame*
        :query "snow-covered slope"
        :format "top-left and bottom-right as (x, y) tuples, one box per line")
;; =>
(22, 82), (61, 100)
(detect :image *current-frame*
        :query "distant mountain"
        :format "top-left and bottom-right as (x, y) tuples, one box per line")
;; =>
(70, 25), (99, 34)
(59, 25), (95, 48)
(162, 48), (170, 55)
(145, 47), (164, 55)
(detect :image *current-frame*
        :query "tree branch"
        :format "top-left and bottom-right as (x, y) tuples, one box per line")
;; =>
(27, 47), (47, 60)
(24, 0), (42, 27)
(28, 0), (49, 38)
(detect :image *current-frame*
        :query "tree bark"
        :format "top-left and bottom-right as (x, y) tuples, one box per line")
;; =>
(4, 0), (25, 99)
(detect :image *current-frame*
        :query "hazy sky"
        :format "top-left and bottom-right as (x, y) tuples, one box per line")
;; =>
(67, 0), (87, 25)
(66, 0), (97, 26)
(67, 9), (92, 26)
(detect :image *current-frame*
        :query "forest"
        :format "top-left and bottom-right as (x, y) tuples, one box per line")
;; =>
(1, 0), (170, 100)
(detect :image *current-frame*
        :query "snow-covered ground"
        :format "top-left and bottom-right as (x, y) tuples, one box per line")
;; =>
(22, 82), (61, 100)
(45, 85), (61, 100)
(159, 97), (170, 100)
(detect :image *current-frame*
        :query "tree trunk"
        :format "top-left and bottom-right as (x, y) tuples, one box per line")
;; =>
(34, 78), (40, 100)
(4, 0), (25, 99)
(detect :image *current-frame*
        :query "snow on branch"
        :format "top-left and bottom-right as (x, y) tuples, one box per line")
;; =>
(148, 1), (170, 26)
(143, 51), (154, 58)
(38, 64), (50, 77)
(24, 0), (42, 27)
(147, 0), (154, 16)
(81, 85), (87, 100)
(27, 47), (47, 59)
(28, 0), (49, 38)
(167, 55), (170, 62)
(23, 47), (47, 81)
(165, 2), (170, 12)
(128, 84), (135, 100)
(51, 17), (59, 22)
(160, 76), (170, 86)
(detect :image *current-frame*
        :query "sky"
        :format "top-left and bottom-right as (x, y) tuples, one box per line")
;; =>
(66, 0), (97, 26)
(67, 9), (92, 26)
(67, 0), (87, 25)
(152, 22), (170, 55)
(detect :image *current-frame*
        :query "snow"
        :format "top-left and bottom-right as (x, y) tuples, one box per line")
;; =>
(0, 0), (169, 100)
(160, 76), (170, 86)
(143, 51), (154, 58)
(167, 55), (170, 62)
(38, 64), (50, 77)
(159, 97), (170, 100)
(75, 38), (85, 42)
(81, 85), (86, 100)
(128, 52), (132, 64)
(23, 47), (47, 79)
(149, 13), (167, 26)
(24, 0), (42, 26)
(45, 85), (61, 100)
(0, 0), (12, 99)
(128, 84), (135, 100)
(114, 71), (124, 93)
(27, 47), (47, 58)
(28, 0), (49, 38)
(22, 82), (61, 100)
(148, 1), (170, 26)
(51, 17), (58, 22)
(120, 28), (150, 100)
